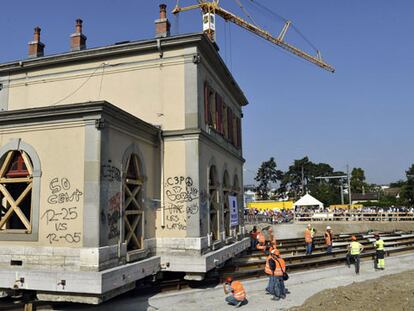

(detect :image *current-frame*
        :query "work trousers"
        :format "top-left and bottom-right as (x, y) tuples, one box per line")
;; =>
(326, 244), (333, 254)
(306, 243), (313, 255)
(267, 276), (285, 298)
(376, 250), (385, 269)
(346, 253), (360, 274)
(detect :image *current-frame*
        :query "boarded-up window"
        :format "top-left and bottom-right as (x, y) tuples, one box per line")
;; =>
(0, 150), (33, 233)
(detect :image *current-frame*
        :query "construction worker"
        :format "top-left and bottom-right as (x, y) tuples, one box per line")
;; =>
(264, 249), (287, 300)
(256, 230), (266, 252)
(223, 276), (247, 308)
(324, 226), (333, 254)
(346, 235), (364, 274)
(268, 227), (278, 250)
(304, 224), (313, 255)
(374, 234), (385, 270)
(249, 226), (259, 250)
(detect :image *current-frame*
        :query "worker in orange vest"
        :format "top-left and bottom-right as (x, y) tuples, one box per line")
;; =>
(249, 226), (259, 250)
(256, 230), (266, 252)
(324, 226), (333, 254)
(265, 248), (288, 300)
(304, 224), (313, 255)
(268, 227), (277, 249)
(223, 276), (247, 308)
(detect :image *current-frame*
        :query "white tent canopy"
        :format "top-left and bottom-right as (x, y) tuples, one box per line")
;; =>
(293, 193), (324, 209)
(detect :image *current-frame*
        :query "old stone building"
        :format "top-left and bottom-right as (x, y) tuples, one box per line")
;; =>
(0, 4), (249, 303)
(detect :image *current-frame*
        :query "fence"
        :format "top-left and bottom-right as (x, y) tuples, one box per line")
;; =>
(294, 212), (414, 222)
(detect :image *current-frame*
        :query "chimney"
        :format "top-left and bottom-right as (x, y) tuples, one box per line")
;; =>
(70, 19), (87, 51)
(28, 27), (45, 58)
(155, 4), (170, 38)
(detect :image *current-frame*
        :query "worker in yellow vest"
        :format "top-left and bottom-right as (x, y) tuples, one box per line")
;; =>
(223, 276), (247, 308)
(374, 234), (385, 270)
(346, 235), (364, 274)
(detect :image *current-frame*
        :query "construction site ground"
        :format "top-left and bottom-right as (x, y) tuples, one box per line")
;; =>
(39, 252), (414, 311)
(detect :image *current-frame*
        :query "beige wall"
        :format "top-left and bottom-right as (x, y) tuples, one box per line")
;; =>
(6, 48), (193, 131)
(102, 125), (160, 246)
(0, 122), (85, 247)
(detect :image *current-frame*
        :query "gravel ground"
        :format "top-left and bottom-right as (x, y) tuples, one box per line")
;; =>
(290, 270), (414, 311)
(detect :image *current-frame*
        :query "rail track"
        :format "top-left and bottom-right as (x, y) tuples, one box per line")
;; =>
(1, 230), (414, 310)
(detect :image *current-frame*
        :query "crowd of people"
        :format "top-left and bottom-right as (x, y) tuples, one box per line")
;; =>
(244, 208), (294, 224)
(294, 206), (414, 222)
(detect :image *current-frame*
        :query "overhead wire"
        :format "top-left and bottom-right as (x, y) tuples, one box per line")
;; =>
(247, 0), (320, 53)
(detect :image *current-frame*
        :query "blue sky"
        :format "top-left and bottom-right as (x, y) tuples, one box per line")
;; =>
(1, 0), (413, 185)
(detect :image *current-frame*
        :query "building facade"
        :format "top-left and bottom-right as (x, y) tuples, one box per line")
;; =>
(0, 5), (249, 303)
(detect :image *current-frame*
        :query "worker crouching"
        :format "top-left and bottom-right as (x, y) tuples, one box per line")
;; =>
(346, 235), (364, 274)
(265, 249), (289, 301)
(223, 276), (247, 308)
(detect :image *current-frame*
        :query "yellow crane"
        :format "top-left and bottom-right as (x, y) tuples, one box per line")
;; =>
(172, 0), (335, 73)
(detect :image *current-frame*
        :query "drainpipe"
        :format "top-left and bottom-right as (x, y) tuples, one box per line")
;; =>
(159, 130), (165, 228)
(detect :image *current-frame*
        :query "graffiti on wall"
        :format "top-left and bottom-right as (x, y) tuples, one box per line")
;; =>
(42, 177), (83, 244)
(107, 192), (121, 240)
(101, 164), (121, 182)
(164, 176), (199, 231)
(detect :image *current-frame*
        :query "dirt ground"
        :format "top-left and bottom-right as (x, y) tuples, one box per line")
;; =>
(290, 270), (414, 311)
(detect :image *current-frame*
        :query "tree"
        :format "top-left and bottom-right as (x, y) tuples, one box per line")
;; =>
(277, 156), (343, 204)
(254, 157), (283, 200)
(350, 168), (367, 193)
(400, 164), (414, 206)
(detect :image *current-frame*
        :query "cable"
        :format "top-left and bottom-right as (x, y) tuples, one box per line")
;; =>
(248, 0), (319, 53)
(51, 63), (104, 106)
(233, 0), (258, 26)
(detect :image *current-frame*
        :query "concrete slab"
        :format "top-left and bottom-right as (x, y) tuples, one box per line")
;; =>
(41, 253), (414, 311)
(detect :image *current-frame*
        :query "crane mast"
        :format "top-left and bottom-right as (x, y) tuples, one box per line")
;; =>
(172, 1), (335, 73)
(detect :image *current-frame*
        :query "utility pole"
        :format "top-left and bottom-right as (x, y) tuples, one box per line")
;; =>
(347, 164), (352, 208)
(301, 166), (305, 195)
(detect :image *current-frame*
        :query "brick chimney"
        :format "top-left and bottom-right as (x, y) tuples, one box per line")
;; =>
(70, 19), (87, 51)
(155, 4), (170, 38)
(28, 27), (45, 58)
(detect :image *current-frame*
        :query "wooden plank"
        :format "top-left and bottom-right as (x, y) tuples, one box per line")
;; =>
(0, 177), (31, 183)
(0, 184), (31, 230)
(21, 151), (33, 175)
(0, 151), (13, 178)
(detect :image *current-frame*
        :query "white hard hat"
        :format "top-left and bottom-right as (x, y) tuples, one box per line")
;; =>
(326, 226), (331, 230)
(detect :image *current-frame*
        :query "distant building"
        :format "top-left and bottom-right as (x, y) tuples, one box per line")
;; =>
(351, 193), (379, 204)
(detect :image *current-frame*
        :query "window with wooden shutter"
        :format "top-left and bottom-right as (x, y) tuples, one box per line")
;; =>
(0, 150), (33, 233)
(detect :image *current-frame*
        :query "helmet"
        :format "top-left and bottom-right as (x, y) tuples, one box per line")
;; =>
(271, 249), (280, 256)
(326, 226), (331, 230)
(225, 276), (233, 283)
(351, 235), (357, 241)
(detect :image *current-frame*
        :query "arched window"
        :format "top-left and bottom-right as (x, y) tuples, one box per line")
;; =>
(123, 153), (144, 254)
(208, 165), (220, 241)
(0, 150), (35, 234)
(223, 170), (231, 237)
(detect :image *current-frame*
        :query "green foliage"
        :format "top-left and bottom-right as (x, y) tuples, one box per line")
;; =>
(276, 156), (343, 205)
(254, 157), (283, 200)
(400, 164), (414, 207)
(350, 167), (367, 193)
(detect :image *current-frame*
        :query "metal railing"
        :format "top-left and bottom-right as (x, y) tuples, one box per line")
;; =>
(294, 212), (414, 222)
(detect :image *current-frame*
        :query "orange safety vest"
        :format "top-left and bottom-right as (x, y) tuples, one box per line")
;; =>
(257, 232), (265, 244)
(231, 281), (246, 301)
(325, 231), (332, 245)
(305, 228), (312, 243)
(265, 256), (286, 276)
